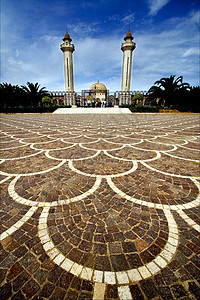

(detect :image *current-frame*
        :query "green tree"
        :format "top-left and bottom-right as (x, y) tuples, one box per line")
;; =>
(21, 82), (49, 106)
(133, 93), (144, 101)
(0, 83), (27, 108)
(147, 75), (189, 107)
(42, 96), (52, 106)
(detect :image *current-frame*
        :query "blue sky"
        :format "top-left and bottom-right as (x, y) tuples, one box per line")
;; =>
(1, 0), (199, 92)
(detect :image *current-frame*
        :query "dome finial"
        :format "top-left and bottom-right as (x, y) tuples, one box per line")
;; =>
(124, 29), (133, 41)
(63, 30), (72, 42)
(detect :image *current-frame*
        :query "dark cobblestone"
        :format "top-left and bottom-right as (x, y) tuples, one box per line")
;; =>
(0, 113), (199, 299)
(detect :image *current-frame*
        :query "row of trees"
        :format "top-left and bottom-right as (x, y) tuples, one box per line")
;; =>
(1, 76), (199, 112)
(147, 75), (200, 112)
(0, 82), (49, 108)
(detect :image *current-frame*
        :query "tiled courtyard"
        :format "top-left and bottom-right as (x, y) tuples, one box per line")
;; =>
(0, 113), (199, 300)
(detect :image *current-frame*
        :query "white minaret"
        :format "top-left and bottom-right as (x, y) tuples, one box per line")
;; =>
(60, 31), (76, 105)
(120, 30), (136, 104)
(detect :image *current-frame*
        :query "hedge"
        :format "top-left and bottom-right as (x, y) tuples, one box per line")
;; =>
(119, 104), (159, 112)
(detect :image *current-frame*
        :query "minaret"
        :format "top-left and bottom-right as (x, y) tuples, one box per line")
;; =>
(120, 30), (136, 104)
(60, 31), (76, 105)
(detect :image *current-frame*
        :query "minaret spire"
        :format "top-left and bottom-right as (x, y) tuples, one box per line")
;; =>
(60, 31), (76, 106)
(120, 30), (136, 104)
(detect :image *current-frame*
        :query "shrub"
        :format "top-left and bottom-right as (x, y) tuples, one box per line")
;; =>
(119, 104), (159, 112)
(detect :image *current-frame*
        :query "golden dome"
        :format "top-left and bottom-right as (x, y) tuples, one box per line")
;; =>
(63, 31), (72, 42)
(126, 31), (132, 37)
(124, 30), (133, 41)
(90, 81), (107, 91)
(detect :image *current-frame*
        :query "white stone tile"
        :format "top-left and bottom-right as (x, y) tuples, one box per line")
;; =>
(80, 267), (93, 281)
(160, 249), (173, 262)
(138, 266), (151, 279)
(93, 270), (103, 283)
(104, 271), (116, 284)
(70, 263), (83, 276)
(14, 220), (24, 228)
(43, 241), (55, 252)
(169, 232), (178, 239)
(38, 229), (48, 237)
(154, 256), (168, 268)
(40, 235), (50, 244)
(127, 269), (142, 282)
(0, 232), (9, 240)
(6, 227), (16, 235)
(61, 258), (74, 272)
(168, 237), (178, 246)
(116, 271), (129, 284)
(118, 286), (132, 300)
(38, 223), (47, 230)
(165, 243), (177, 253)
(193, 224), (200, 232)
(146, 261), (160, 275)
(54, 253), (65, 265)
(48, 247), (60, 259)
(93, 282), (106, 300)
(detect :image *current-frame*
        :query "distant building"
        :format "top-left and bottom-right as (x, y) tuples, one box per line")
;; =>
(52, 30), (139, 106)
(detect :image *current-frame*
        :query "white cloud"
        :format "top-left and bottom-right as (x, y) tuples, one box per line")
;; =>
(182, 48), (199, 57)
(1, 8), (199, 92)
(121, 13), (135, 25)
(148, 0), (171, 16)
(69, 22), (100, 34)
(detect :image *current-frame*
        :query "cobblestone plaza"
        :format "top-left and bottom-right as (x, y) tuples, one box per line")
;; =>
(0, 113), (199, 299)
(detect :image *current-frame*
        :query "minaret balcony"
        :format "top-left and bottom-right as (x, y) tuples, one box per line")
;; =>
(121, 42), (136, 52)
(60, 43), (75, 53)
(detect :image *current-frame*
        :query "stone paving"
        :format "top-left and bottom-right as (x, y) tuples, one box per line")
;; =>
(0, 113), (199, 300)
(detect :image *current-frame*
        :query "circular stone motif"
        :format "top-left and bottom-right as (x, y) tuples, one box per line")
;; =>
(15, 164), (96, 203)
(47, 180), (169, 272)
(112, 164), (199, 205)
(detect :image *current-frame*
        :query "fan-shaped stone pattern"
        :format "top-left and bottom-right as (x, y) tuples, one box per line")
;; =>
(133, 140), (174, 151)
(49, 145), (97, 160)
(151, 137), (187, 145)
(20, 136), (55, 143)
(0, 174), (7, 182)
(0, 140), (25, 149)
(73, 152), (133, 175)
(0, 136), (16, 142)
(15, 165), (96, 202)
(183, 207), (200, 225)
(12, 132), (44, 138)
(0, 146), (40, 159)
(47, 132), (77, 139)
(0, 179), (30, 234)
(81, 140), (122, 150)
(62, 136), (99, 143)
(32, 140), (74, 150)
(167, 147), (200, 160)
(180, 141), (200, 150)
(47, 181), (169, 271)
(107, 146), (157, 161)
(0, 153), (60, 175)
(147, 153), (200, 177)
(134, 133), (158, 139)
(105, 136), (142, 144)
(112, 164), (198, 205)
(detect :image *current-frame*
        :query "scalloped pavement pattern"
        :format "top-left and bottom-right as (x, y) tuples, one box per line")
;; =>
(0, 113), (200, 300)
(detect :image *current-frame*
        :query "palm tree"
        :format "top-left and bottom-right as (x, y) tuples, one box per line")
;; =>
(0, 83), (27, 108)
(21, 82), (49, 106)
(147, 75), (189, 107)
